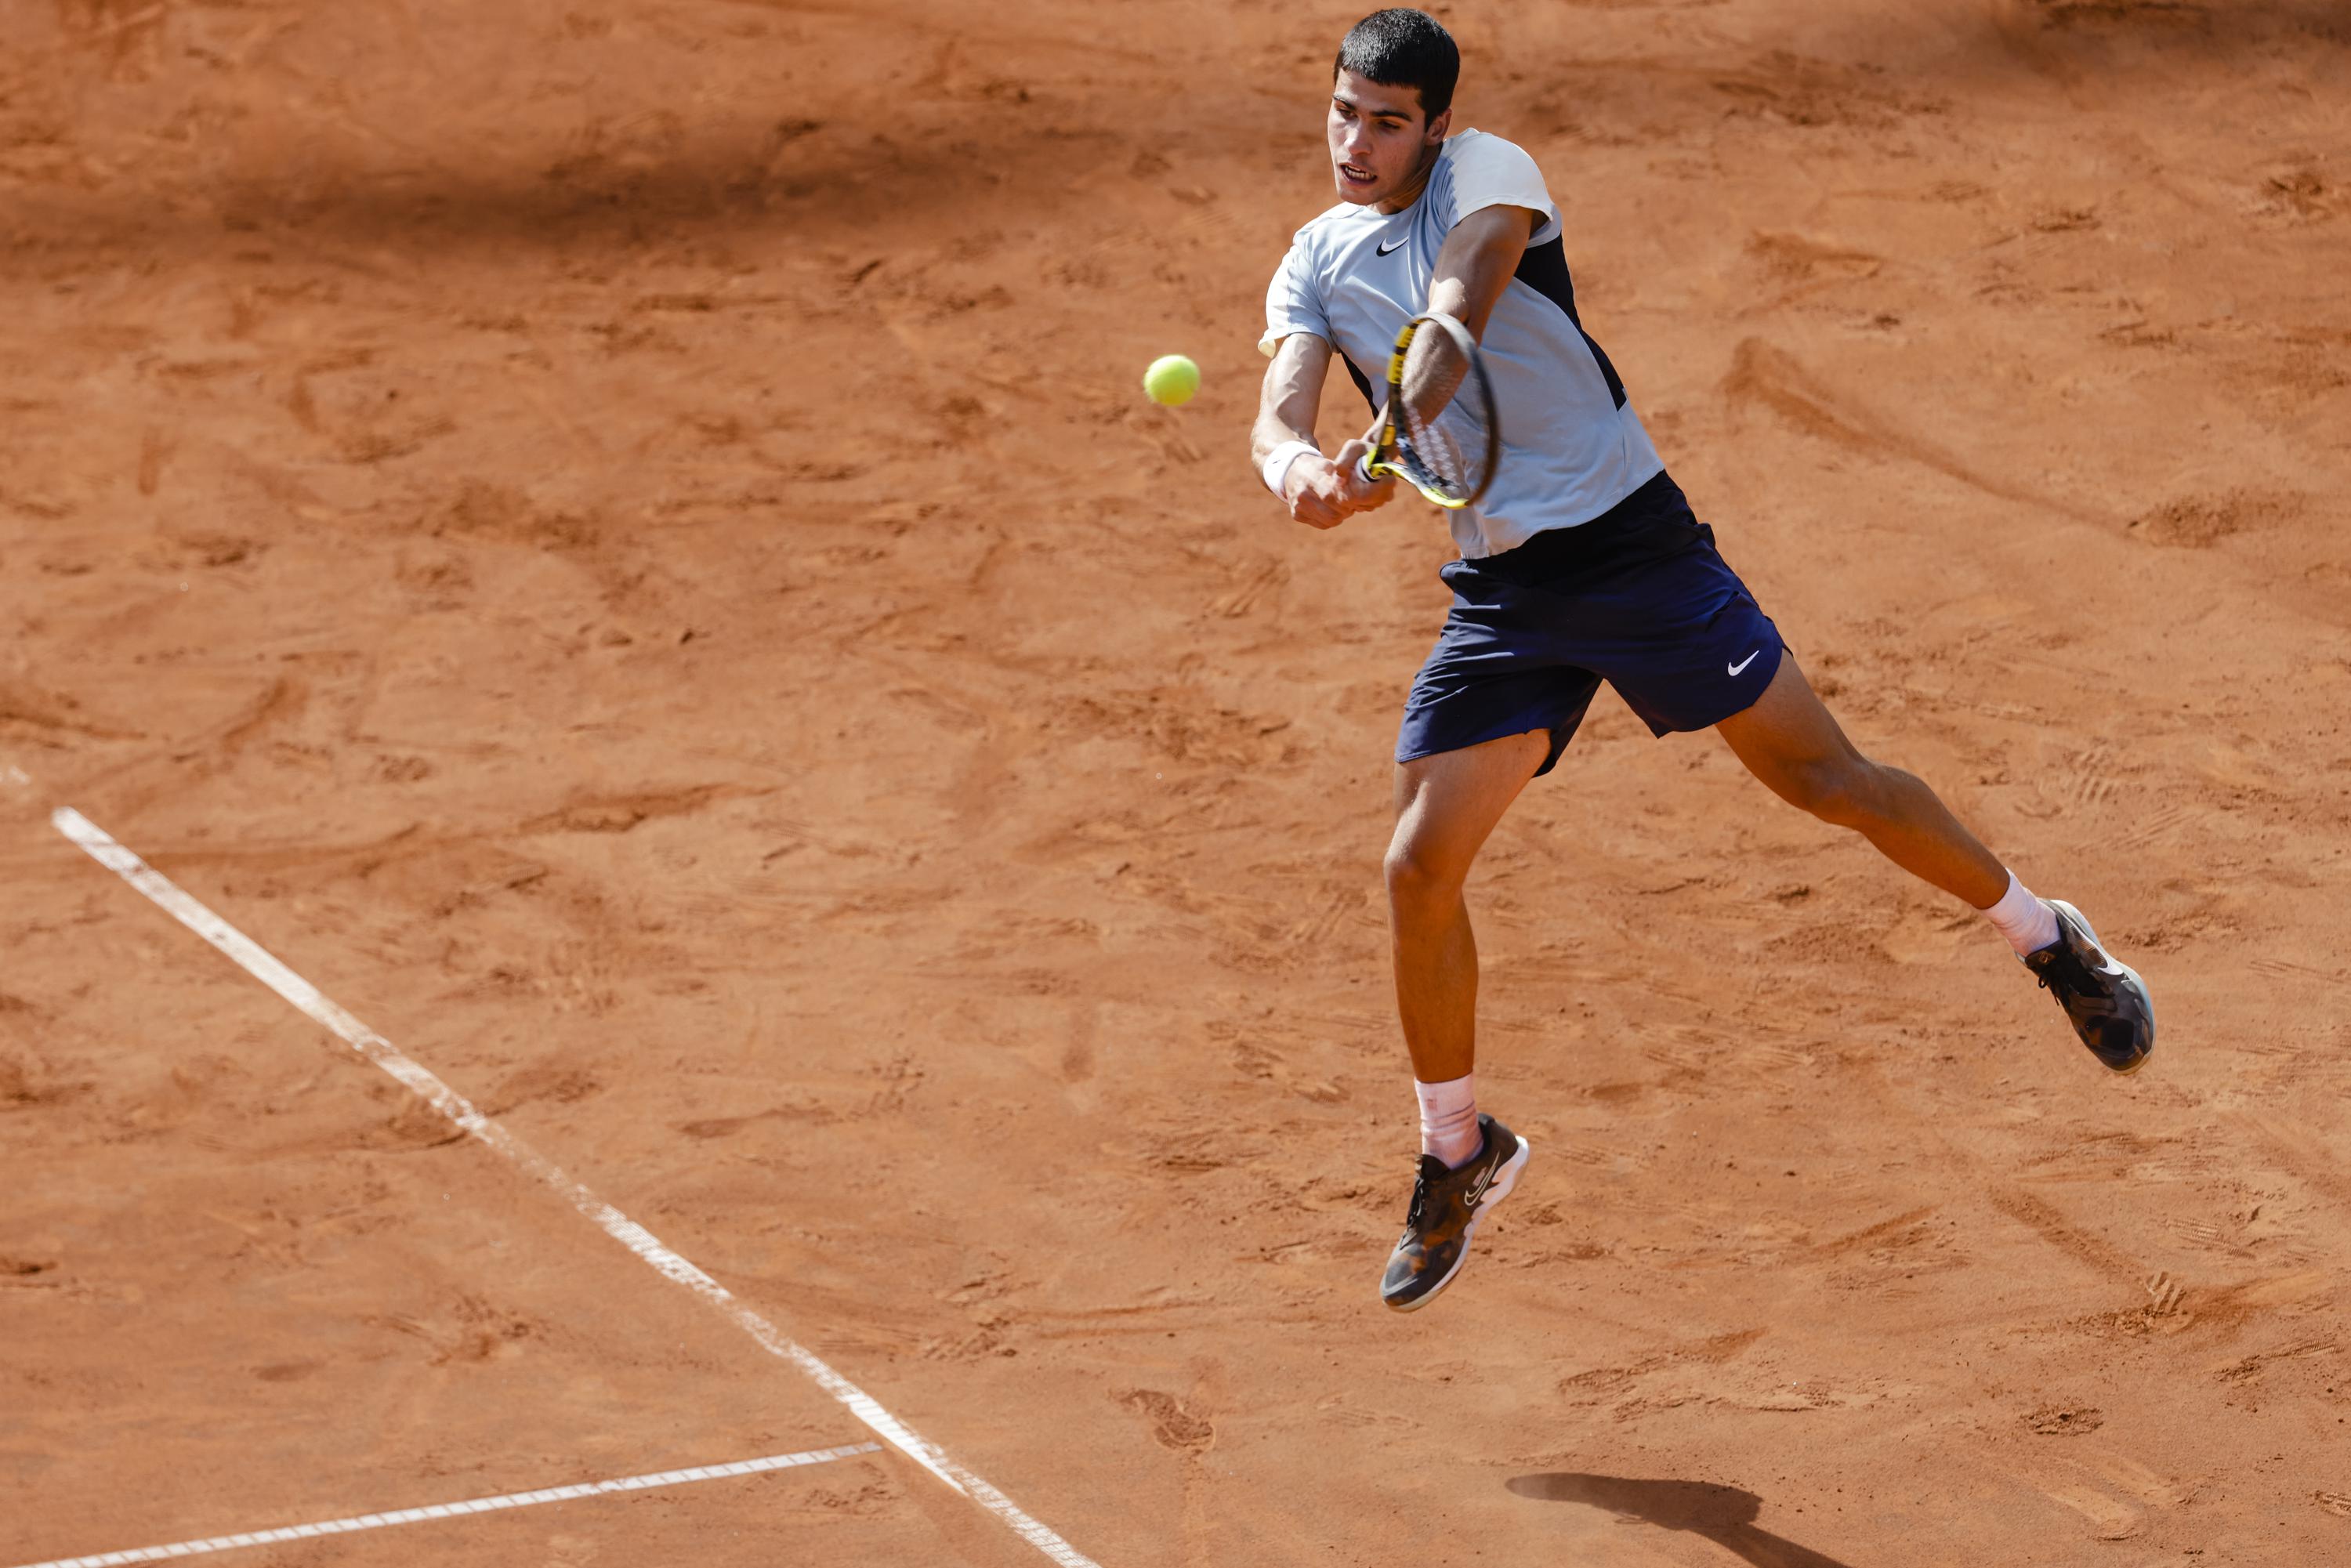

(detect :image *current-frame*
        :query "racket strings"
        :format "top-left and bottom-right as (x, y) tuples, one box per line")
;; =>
(1399, 403), (1469, 490)
(1396, 358), (1494, 500)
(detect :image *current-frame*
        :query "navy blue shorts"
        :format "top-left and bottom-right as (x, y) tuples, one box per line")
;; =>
(1396, 470), (1784, 777)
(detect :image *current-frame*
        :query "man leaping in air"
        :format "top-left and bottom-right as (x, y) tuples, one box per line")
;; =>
(1249, 8), (2154, 1313)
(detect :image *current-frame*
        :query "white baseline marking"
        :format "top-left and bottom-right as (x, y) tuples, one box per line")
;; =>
(51, 807), (1102, 1568)
(10, 1443), (881, 1568)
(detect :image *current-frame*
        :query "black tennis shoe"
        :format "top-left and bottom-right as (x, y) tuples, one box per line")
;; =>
(1379, 1112), (1531, 1313)
(2027, 899), (2154, 1074)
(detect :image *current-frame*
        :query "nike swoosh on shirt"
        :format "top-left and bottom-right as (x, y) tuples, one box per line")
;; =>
(1377, 237), (1405, 255)
(1727, 650), (1761, 676)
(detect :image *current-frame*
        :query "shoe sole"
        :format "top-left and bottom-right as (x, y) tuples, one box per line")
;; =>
(1384, 1135), (1533, 1314)
(2047, 899), (2155, 1074)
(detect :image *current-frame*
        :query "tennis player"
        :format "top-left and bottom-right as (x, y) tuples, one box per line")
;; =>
(1250, 8), (2155, 1313)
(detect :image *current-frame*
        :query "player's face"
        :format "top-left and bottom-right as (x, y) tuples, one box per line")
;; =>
(1328, 71), (1450, 208)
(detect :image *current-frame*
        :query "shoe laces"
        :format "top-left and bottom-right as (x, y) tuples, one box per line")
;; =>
(2034, 938), (2100, 999)
(1404, 1168), (1432, 1228)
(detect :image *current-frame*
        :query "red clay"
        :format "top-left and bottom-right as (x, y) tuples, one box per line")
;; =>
(4, 2), (2349, 1564)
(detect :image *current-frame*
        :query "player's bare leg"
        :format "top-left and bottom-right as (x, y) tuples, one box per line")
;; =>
(1376, 728), (1544, 1311)
(1386, 728), (1549, 1085)
(1715, 656), (2007, 906)
(1716, 657), (2153, 1071)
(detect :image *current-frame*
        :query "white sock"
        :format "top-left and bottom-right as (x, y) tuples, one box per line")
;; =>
(1415, 1073), (1482, 1168)
(1981, 870), (2061, 956)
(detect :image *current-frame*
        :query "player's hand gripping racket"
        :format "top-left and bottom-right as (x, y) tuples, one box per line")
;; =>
(1356, 312), (1500, 510)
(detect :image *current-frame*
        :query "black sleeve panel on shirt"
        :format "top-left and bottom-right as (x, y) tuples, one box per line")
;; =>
(1512, 236), (1628, 411)
(1339, 349), (1379, 413)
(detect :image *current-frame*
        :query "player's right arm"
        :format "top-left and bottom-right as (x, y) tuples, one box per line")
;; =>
(1252, 332), (1393, 530)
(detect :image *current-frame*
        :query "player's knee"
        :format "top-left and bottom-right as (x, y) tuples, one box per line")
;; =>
(1383, 838), (1464, 914)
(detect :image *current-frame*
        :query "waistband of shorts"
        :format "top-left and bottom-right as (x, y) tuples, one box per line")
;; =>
(1458, 470), (1701, 584)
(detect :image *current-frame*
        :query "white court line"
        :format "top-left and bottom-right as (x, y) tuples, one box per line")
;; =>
(9, 1443), (880, 1568)
(51, 806), (1103, 1568)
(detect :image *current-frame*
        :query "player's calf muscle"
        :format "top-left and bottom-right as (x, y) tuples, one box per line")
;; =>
(1775, 753), (1887, 828)
(1766, 748), (1914, 836)
(1781, 754), (2008, 906)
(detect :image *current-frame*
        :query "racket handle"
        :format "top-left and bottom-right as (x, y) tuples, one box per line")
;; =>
(1356, 453), (1375, 485)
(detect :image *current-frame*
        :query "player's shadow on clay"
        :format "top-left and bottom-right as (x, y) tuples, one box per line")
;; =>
(1507, 1473), (1857, 1568)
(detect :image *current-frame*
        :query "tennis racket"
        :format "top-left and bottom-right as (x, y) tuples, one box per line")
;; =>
(1356, 313), (1501, 510)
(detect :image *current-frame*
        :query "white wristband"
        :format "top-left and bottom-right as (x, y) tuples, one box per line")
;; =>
(1260, 440), (1319, 499)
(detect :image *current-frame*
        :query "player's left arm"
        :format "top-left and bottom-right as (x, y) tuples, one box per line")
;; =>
(1427, 202), (1537, 342)
(1368, 203), (1536, 440)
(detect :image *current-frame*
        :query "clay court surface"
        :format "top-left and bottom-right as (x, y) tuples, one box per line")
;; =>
(3, 1), (2349, 1563)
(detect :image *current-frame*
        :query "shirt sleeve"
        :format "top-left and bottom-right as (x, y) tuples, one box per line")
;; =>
(1259, 236), (1328, 357)
(1436, 132), (1561, 246)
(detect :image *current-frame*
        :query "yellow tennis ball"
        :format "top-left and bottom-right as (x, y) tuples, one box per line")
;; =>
(1143, 353), (1200, 407)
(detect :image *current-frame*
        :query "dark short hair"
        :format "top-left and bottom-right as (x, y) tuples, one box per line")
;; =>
(1334, 9), (1460, 119)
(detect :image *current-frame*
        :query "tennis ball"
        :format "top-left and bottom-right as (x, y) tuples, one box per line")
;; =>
(1143, 353), (1201, 407)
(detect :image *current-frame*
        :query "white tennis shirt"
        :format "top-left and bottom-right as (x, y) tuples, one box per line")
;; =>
(1261, 129), (1664, 559)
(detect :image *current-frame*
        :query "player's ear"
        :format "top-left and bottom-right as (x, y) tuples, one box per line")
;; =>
(1423, 105), (1451, 145)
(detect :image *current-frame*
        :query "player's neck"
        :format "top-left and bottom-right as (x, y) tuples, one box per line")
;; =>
(1375, 146), (1443, 215)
